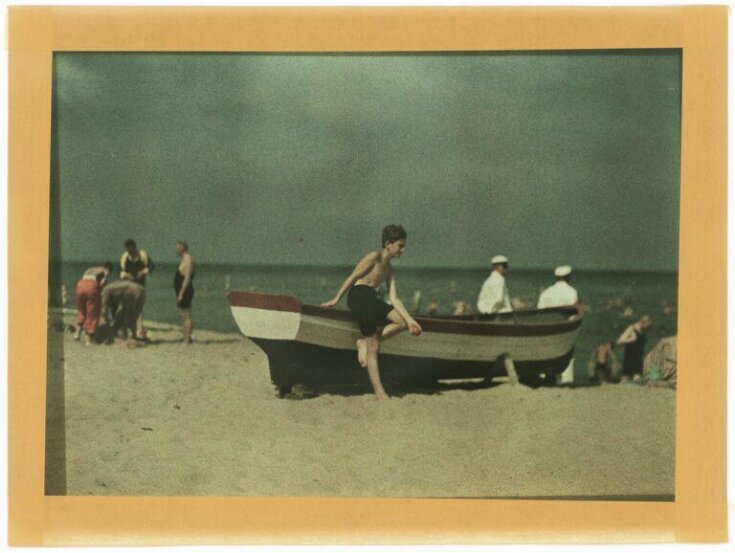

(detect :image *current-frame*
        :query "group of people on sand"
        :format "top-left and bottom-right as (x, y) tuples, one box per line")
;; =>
(589, 315), (655, 385)
(73, 239), (195, 346)
(320, 224), (585, 399)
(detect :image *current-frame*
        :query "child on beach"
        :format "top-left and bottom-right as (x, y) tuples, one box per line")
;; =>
(321, 224), (422, 400)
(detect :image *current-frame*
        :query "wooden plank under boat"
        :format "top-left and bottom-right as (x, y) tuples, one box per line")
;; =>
(227, 291), (584, 394)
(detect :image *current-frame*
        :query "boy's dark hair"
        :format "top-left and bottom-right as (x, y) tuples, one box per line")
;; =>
(381, 224), (407, 247)
(124, 239), (137, 249)
(103, 262), (113, 272)
(177, 241), (189, 252)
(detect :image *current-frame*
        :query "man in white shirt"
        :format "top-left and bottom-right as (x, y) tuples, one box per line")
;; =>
(538, 265), (578, 308)
(537, 265), (579, 384)
(477, 255), (512, 314)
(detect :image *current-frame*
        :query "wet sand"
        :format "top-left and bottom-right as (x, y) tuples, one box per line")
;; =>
(46, 317), (676, 499)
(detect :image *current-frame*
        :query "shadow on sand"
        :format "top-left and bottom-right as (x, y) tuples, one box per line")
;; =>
(146, 337), (243, 346)
(276, 375), (605, 399)
(277, 377), (514, 399)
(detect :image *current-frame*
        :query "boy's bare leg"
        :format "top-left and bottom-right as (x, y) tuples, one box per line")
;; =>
(356, 338), (367, 367)
(365, 334), (389, 400)
(380, 309), (408, 341)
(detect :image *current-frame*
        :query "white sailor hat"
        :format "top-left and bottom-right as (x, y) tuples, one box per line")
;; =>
(554, 265), (572, 277)
(491, 255), (508, 265)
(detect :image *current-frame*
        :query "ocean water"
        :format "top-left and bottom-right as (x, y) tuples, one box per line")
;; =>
(52, 262), (678, 382)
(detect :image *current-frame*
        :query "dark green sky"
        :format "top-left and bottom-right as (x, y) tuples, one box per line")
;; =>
(52, 51), (681, 270)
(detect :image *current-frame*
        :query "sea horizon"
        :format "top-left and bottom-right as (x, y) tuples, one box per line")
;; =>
(51, 259), (679, 276)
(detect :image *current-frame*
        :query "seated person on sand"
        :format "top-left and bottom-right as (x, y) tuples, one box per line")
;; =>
(321, 224), (422, 400)
(74, 262), (113, 345)
(642, 335), (677, 389)
(101, 280), (147, 346)
(587, 341), (621, 384)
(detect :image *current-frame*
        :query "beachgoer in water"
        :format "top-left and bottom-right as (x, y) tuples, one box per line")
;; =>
(321, 224), (422, 400)
(477, 255), (512, 314)
(426, 299), (439, 317)
(617, 315), (653, 382)
(73, 262), (113, 345)
(452, 300), (473, 316)
(587, 341), (621, 383)
(538, 265), (579, 384)
(120, 239), (154, 339)
(101, 280), (147, 346)
(174, 241), (195, 344)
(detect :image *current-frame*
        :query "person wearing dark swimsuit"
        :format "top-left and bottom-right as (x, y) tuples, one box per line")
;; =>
(617, 316), (653, 382)
(174, 241), (195, 344)
(321, 225), (423, 400)
(120, 239), (154, 339)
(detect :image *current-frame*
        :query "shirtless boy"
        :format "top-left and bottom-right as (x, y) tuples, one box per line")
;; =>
(322, 224), (422, 400)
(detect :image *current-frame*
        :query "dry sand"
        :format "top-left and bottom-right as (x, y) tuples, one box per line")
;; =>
(45, 317), (676, 499)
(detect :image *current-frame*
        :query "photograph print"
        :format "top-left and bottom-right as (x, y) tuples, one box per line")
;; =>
(45, 49), (680, 499)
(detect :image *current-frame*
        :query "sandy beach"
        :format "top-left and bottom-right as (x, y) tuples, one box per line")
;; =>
(45, 316), (676, 499)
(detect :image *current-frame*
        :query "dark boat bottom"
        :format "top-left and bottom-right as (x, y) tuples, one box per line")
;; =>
(251, 339), (573, 397)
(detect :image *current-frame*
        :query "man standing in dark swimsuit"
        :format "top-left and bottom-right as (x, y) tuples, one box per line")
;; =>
(120, 239), (154, 339)
(174, 241), (194, 345)
(617, 316), (653, 382)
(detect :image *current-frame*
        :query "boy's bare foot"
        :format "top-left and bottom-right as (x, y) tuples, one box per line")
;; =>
(375, 392), (390, 400)
(356, 339), (367, 367)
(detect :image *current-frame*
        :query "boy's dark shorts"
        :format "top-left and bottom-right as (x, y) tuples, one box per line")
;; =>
(347, 285), (393, 336)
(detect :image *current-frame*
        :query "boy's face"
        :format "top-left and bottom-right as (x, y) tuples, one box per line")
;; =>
(385, 239), (406, 258)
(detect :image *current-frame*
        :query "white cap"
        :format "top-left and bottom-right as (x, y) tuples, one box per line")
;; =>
(491, 255), (508, 265)
(555, 265), (572, 277)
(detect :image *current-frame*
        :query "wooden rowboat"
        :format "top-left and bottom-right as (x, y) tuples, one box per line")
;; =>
(228, 291), (583, 394)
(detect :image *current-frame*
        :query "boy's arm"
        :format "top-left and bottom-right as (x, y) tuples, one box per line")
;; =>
(387, 270), (422, 336)
(321, 252), (378, 307)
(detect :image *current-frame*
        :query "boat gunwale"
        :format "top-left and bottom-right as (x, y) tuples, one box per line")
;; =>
(228, 290), (583, 337)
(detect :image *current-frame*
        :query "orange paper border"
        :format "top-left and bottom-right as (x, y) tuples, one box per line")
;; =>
(8, 6), (727, 545)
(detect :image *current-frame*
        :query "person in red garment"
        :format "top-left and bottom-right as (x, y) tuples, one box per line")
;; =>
(73, 262), (113, 345)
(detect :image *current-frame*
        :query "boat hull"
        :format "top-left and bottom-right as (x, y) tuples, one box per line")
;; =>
(228, 291), (582, 394)
(252, 337), (574, 394)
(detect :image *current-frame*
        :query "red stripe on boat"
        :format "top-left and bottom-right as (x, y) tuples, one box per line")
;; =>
(228, 291), (302, 313)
